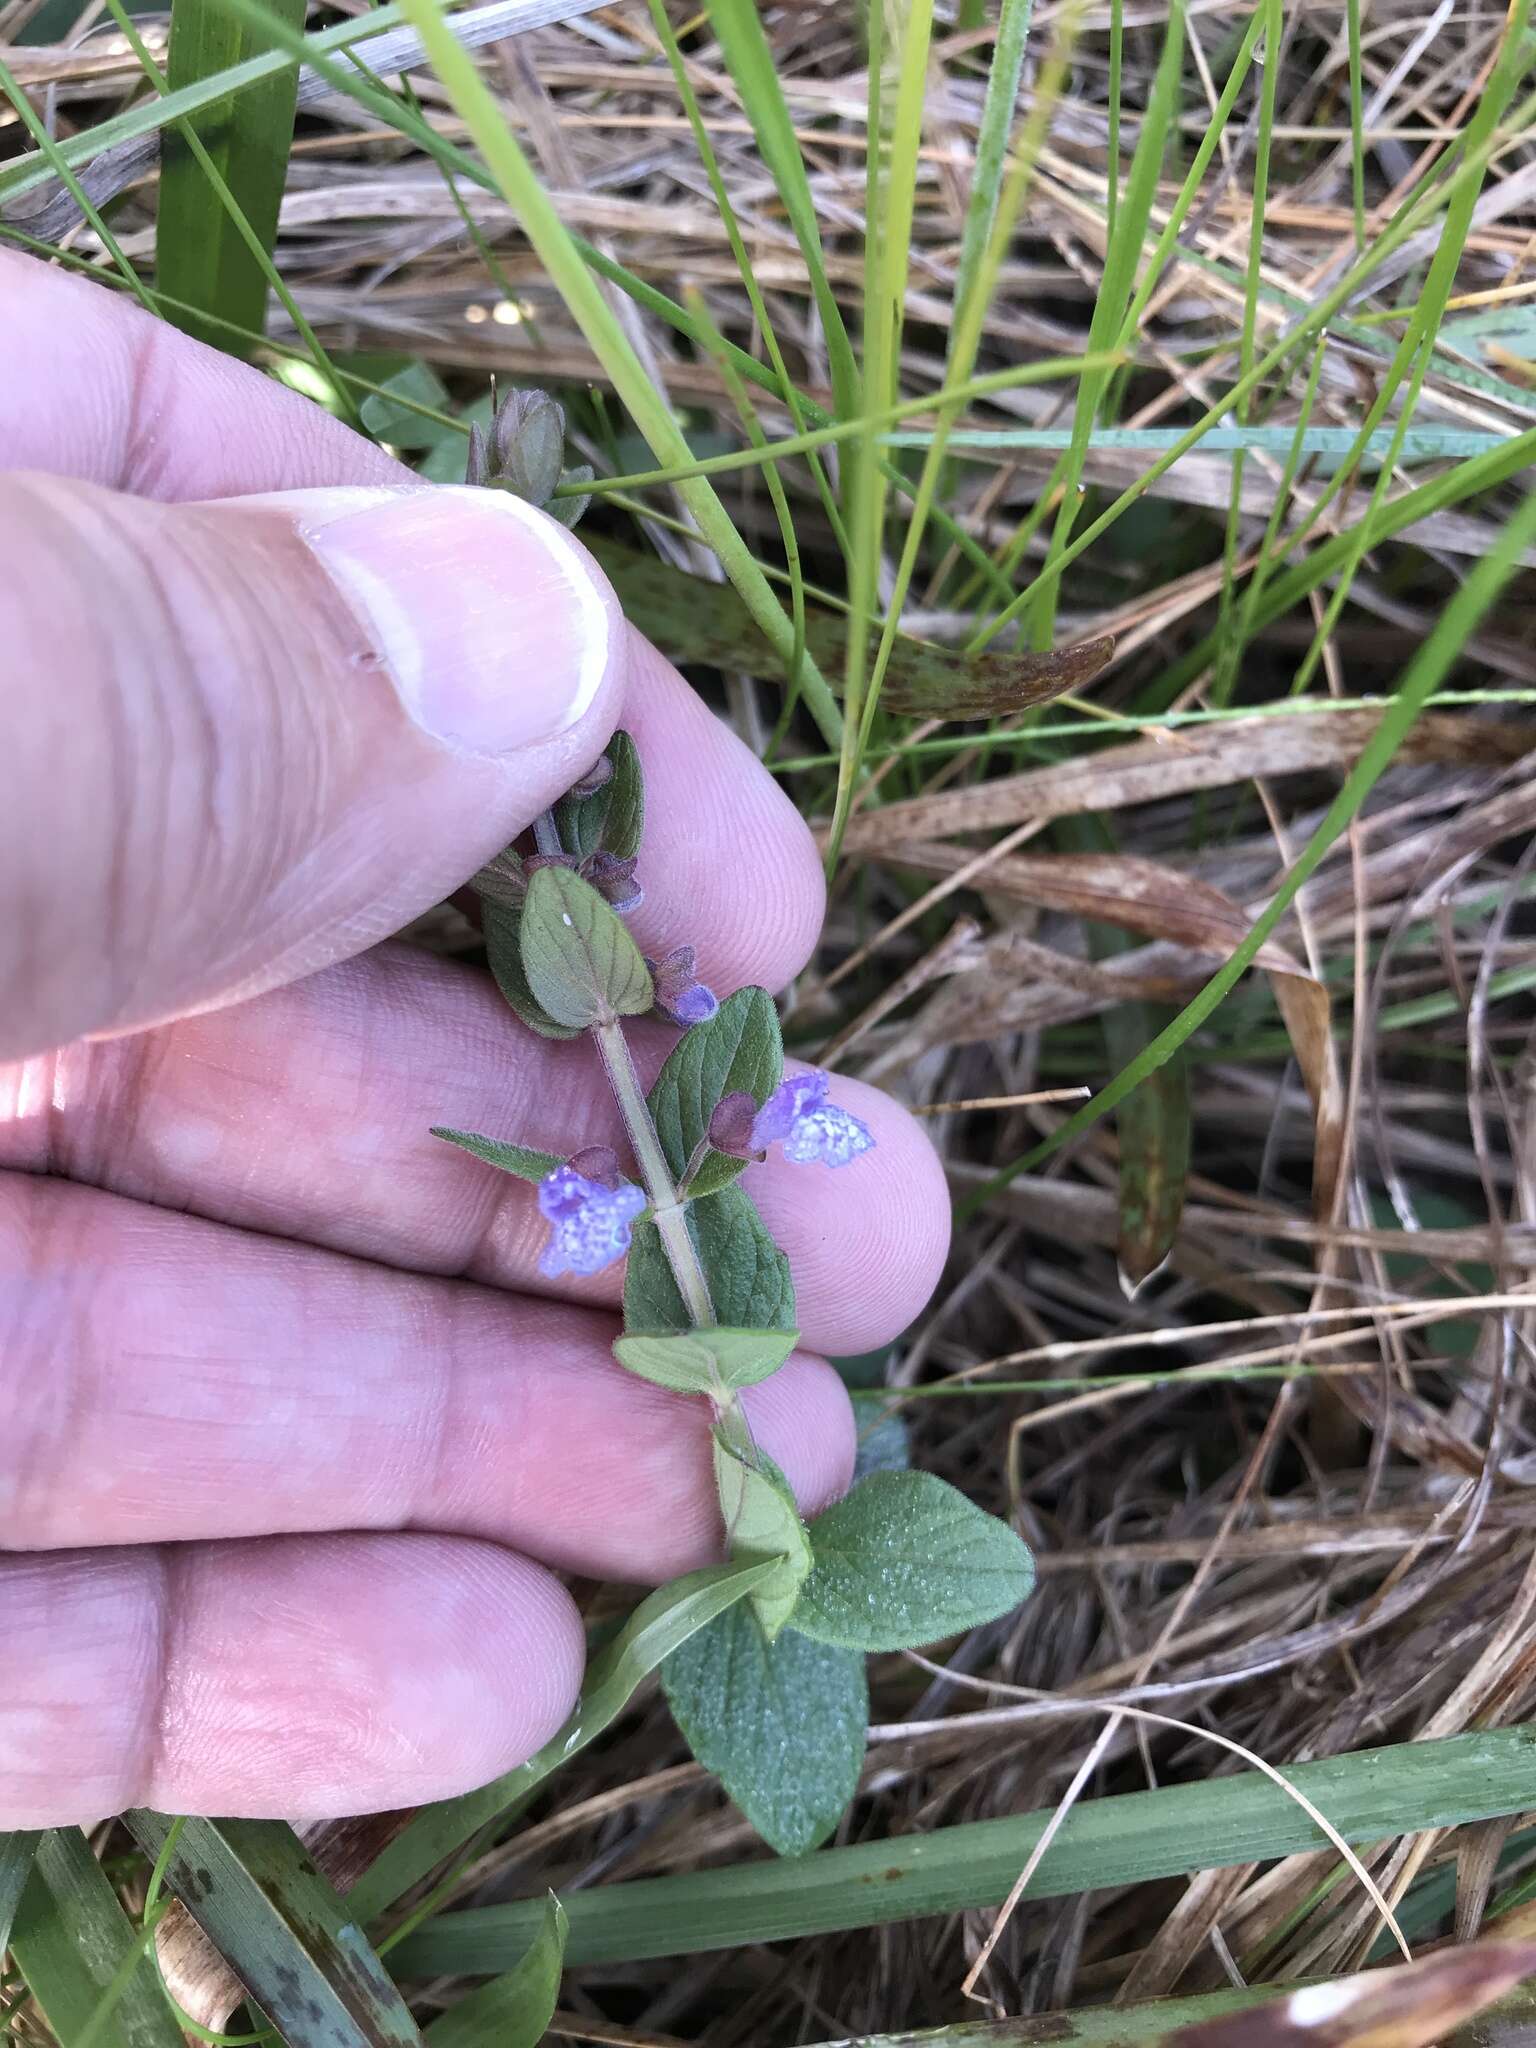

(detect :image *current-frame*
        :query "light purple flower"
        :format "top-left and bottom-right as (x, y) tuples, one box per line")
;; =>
(646, 944), (719, 1028)
(537, 1163), (647, 1278)
(751, 1070), (874, 1168)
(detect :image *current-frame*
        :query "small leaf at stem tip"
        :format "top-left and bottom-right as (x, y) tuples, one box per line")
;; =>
(481, 893), (581, 1041)
(649, 987), (784, 1199)
(557, 728), (644, 861)
(431, 1127), (565, 1186)
(714, 1440), (812, 1641)
(793, 1470), (1036, 1653)
(613, 1326), (800, 1396)
(519, 864), (653, 1027)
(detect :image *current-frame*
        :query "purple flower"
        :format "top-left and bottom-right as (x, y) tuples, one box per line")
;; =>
(583, 850), (643, 915)
(537, 1161), (647, 1279)
(712, 1070), (875, 1169)
(646, 944), (719, 1028)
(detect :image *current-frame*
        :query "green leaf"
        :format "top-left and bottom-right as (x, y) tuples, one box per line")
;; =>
(348, 1558), (775, 1921)
(157, 0), (307, 353)
(624, 1184), (794, 1335)
(0, 1828), (40, 1956)
(9, 1829), (184, 2048)
(794, 1471), (1035, 1653)
(647, 986), (782, 1198)
(424, 1894), (566, 2046)
(122, 1814), (426, 2047)
(482, 895), (580, 1041)
(613, 1326), (799, 1395)
(359, 361), (454, 448)
(431, 1127), (563, 1186)
(714, 1442), (812, 1640)
(556, 729), (644, 861)
(392, 1725), (1536, 1971)
(663, 1606), (867, 1855)
(519, 865), (653, 1028)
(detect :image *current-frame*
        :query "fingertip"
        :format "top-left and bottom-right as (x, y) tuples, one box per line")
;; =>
(151, 1535), (586, 1817)
(747, 1074), (952, 1356)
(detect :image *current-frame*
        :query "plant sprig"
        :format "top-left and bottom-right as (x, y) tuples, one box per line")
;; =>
(430, 391), (1036, 1854)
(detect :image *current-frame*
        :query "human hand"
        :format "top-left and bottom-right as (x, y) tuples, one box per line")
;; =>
(0, 251), (950, 1828)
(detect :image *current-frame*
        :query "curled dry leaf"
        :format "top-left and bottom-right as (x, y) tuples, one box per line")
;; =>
(1164, 1940), (1536, 2048)
(587, 538), (1113, 717)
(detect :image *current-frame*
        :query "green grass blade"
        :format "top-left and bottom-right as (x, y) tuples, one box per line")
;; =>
(702, 0), (862, 430)
(1024, 0), (1185, 648)
(950, 0), (1034, 336)
(350, 1559), (774, 1920)
(1346, 0), (1366, 248)
(9, 1830), (182, 2048)
(960, 473), (1536, 1218)
(158, 0), (307, 350)
(0, 61), (152, 309)
(0, 1829), (40, 1956)
(423, 1897), (565, 2046)
(391, 1727), (1536, 1969)
(378, 0), (843, 748)
(121, 1813), (423, 2048)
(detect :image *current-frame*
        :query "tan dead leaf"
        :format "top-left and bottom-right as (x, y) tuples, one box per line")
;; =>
(1164, 1942), (1536, 2048)
(834, 711), (1536, 851)
(887, 844), (1342, 1213)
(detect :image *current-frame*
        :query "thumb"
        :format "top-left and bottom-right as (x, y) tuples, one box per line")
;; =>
(0, 474), (626, 1058)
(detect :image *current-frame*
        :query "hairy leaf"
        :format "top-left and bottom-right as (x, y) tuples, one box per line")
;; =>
(663, 1606), (867, 1855)
(520, 864), (653, 1026)
(613, 1325), (799, 1395)
(424, 1895), (567, 2046)
(557, 729), (644, 861)
(794, 1471), (1036, 1652)
(625, 1184), (795, 1334)
(430, 1127), (563, 1185)
(481, 895), (580, 1041)
(648, 986), (783, 1196)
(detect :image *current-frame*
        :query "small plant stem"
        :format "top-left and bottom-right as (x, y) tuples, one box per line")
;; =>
(591, 1018), (716, 1329)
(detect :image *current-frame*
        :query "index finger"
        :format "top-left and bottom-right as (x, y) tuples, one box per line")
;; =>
(1, 248), (408, 498)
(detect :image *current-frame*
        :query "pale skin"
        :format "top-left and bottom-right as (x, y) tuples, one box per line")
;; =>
(0, 251), (951, 1828)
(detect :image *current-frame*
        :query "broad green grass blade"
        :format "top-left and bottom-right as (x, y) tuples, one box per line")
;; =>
(0, 1829), (40, 1956)
(960, 474), (1536, 1217)
(158, 0), (307, 350)
(350, 1559), (774, 1919)
(9, 1830), (182, 2048)
(423, 1897), (566, 2045)
(121, 1813), (423, 2048)
(702, 0), (861, 431)
(391, 1726), (1536, 1969)
(101, 0), (352, 420)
